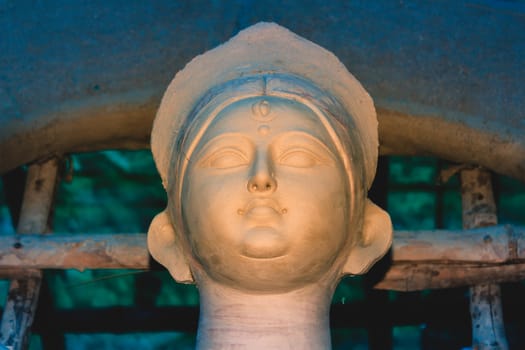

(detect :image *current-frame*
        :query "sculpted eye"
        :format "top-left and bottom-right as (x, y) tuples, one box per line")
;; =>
(279, 149), (320, 168)
(203, 149), (248, 169)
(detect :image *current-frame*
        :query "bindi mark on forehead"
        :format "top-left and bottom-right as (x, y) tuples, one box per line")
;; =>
(257, 125), (271, 136)
(251, 100), (275, 121)
(251, 99), (274, 136)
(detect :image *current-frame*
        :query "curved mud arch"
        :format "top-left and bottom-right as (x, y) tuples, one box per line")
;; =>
(1, 94), (524, 182)
(1, 1), (524, 181)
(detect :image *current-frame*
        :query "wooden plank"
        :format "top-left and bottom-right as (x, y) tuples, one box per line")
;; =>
(376, 263), (525, 291)
(0, 234), (148, 270)
(0, 227), (524, 291)
(0, 226), (523, 269)
(393, 225), (525, 263)
(460, 167), (508, 350)
(0, 159), (59, 350)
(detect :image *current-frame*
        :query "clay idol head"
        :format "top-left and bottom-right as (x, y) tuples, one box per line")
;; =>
(147, 23), (392, 293)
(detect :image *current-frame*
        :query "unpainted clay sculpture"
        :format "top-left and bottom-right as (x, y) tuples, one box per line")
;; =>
(148, 22), (393, 349)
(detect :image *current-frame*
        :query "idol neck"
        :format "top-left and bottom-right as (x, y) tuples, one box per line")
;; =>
(195, 278), (335, 350)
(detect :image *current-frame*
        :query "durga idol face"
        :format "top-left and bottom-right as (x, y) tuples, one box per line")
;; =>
(180, 96), (351, 293)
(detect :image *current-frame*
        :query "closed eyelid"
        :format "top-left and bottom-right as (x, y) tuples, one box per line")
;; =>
(199, 148), (249, 169)
(273, 133), (337, 165)
(194, 134), (253, 166)
(277, 147), (335, 168)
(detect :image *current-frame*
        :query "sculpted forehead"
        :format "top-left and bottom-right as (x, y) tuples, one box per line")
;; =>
(197, 96), (336, 150)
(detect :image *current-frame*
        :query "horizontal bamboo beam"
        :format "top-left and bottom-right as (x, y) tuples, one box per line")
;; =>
(392, 225), (525, 263)
(376, 262), (525, 291)
(0, 234), (149, 270)
(0, 225), (523, 291)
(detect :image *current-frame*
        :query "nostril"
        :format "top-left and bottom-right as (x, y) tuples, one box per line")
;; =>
(248, 180), (275, 192)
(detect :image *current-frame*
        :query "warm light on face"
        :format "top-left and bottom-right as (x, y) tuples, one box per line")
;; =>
(180, 96), (350, 292)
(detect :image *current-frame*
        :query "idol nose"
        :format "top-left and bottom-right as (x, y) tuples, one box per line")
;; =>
(247, 153), (277, 193)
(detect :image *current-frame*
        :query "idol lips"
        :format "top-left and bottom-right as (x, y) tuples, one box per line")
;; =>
(243, 198), (281, 218)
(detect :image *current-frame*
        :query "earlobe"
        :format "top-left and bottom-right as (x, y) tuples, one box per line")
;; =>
(342, 199), (393, 275)
(147, 210), (194, 283)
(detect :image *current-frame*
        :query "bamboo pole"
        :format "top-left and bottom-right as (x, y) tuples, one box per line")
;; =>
(0, 225), (523, 269)
(461, 167), (508, 350)
(391, 225), (525, 263)
(0, 159), (59, 350)
(0, 234), (149, 270)
(0, 226), (524, 291)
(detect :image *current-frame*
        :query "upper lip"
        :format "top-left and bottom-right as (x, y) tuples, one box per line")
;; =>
(244, 198), (281, 213)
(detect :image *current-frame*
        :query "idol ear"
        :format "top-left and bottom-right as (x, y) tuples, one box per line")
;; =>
(147, 210), (194, 283)
(343, 199), (393, 275)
